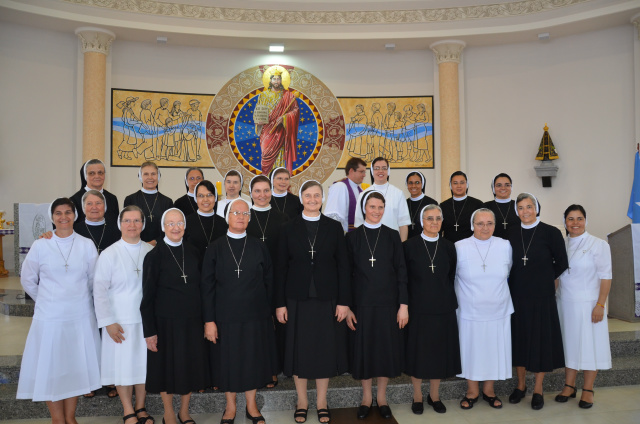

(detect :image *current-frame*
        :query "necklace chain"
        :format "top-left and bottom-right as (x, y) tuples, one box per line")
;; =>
(494, 201), (511, 228)
(226, 235), (247, 278)
(451, 198), (468, 231)
(473, 238), (493, 272)
(54, 237), (75, 272)
(409, 197), (425, 230)
(273, 194), (287, 214)
(123, 242), (143, 277)
(253, 208), (271, 241)
(85, 222), (106, 253)
(421, 237), (439, 273)
(142, 192), (159, 222)
(362, 225), (382, 267)
(566, 236), (585, 274)
(196, 213), (216, 244)
(307, 219), (320, 259)
(164, 241), (188, 283)
(520, 225), (539, 266)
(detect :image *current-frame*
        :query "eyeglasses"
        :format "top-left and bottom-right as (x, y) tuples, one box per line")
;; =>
(229, 211), (251, 217)
(373, 167), (388, 171)
(197, 193), (215, 199)
(122, 219), (143, 225)
(164, 222), (185, 228)
(474, 222), (495, 228)
(423, 216), (443, 222)
(188, 176), (203, 182)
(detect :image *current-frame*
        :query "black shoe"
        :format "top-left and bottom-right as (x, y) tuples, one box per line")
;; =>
(531, 393), (544, 410)
(293, 409), (308, 423)
(459, 395), (479, 410)
(410, 400), (424, 415)
(178, 414), (196, 424)
(220, 409), (235, 424)
(509, 387), (527, 404)
(578, 389), (594, 409)
(356, 404), (371, 420)
(555, 384), (577, 403)
(482, 393), (503, 409)
(427, 394), (446, 413)
(245, 408), (265, 424)
(316, 408), (331, 423)
(378, 405), (392, 419)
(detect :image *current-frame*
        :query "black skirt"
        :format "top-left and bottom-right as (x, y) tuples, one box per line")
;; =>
(146, 316), (210, 395)
(350, 306), (404, 380)
(274, 317), (286, 373)
(210, 318), (279, 393)
(511, 295), (565, 373)
(284, 298), (349, 379)
(404, 311), (461, 379)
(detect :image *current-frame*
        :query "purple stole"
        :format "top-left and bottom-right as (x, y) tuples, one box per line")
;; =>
(335, 178), (362, 232)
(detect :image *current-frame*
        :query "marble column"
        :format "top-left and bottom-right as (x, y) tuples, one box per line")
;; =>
(430, 40), (466, 201)
(632, 14), (640, 148)
(75, 27), (115, 162)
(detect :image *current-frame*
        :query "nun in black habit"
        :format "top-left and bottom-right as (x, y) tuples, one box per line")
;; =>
(124, 161), (173, 246)
(246, 175), (289, 387)
(269, 167), (303, 220)
(173, 167), (204, 217)
(405, 171), (438, 240)
(404, 204), (460, 415)
(70, 159), (119, 222)
(482, 173), (520, 240)
(440, 171), (483, 244)
(275, 180), (350, 424)
(140, 208), (209, 424)
(507, 193), (568, 410)
(73, 190), (121, 254)
(346, 190), (408, 420)
(183, 180), (227, 261)
(201, 198), (277, 424)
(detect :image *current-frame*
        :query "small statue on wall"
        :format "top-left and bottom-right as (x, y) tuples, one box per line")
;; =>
(534, 123), (559, 187)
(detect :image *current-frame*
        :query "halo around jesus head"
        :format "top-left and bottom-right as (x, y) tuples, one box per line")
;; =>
(262, 65), (291, 90)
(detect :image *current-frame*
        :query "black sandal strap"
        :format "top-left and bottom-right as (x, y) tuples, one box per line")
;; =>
(564, 384), (576, 390)
(294, 409), (308, 417)
(317, 408), (331, 422)
(123, 414), (138, 423)
(582, 388), (594, 393)
(135, 408), (147, 414)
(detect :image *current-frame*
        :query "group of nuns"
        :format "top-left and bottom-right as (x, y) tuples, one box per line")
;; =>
(17, 157), (612, 424)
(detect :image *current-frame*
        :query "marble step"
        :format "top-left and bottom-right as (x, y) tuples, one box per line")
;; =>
(1, 353), (640, 420)
(0, 289), (34, 317)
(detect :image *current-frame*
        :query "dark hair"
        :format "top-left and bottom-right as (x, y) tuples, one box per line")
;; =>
(51, 198), (76, 215)
(184, 167), (204, 191)
(225, 170), (243, 194)
(119, 205), (145, 224)
(450, 170), (468, 194)
(406, 171), (425, 193)
(271, 167), (290, 180)
(251, 175), (272, 191)
(195, 180), (217, 203)
(361, 191), (386, 216)
(370, 157), (390, 184)
(345, 157), (366, 176)
(564, 204), (586, 220)
(493, 173), (512, 185)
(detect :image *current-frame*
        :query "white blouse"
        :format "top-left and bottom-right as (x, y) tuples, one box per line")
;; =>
(21, 232), (98, 321)
(557, 232), (612, 302)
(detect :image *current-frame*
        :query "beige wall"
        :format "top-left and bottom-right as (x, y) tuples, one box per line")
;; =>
(0, 21), (635, 272)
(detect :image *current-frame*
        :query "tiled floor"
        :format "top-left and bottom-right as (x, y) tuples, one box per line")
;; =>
(2, 275), (640, 424)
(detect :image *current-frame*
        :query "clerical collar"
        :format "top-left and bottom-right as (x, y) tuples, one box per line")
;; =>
(163, 236), (182, 246)
(521, 218), (541, 229)
(302, 212), (321, 222)
(142, 188), (158, 194)
(85, 186), (104, 194)
(410, 193), (425, 201)
(421, 233), (439, 242)
(347, 179), (359, 189)
(187, 191), (195, 198)
(53, 231), (75, 241)
(272, 191), (287, 198)
(85, 218), (105, 226)
(252, 205), (272, 212)
(122, 238), (142, 246)
(363, 221), (382, 229)
(453, 195), (468, 201)
(495, 198), (511, 204)
(197, 210), (216, 217)
(227, 230), (246, 239)
(472, 236), (492, 244)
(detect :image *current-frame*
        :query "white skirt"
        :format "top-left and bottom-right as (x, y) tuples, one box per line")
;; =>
(101, 323), (147, 386)
(457, 315), (512, 381)
(17, 316), (101, 402)
(557, 299), (612, 371)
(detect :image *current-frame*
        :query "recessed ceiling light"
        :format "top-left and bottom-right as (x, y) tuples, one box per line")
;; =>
(269, 44), (284, 52)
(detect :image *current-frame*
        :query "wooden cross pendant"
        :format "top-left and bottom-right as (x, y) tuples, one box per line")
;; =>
(309, 247), (316, 259)
(181, 273), (188, 283)
(522, 256), (528, 266)
(454, 223), (460, 231)
(235, 268), (242, 278)
(429, 263), (436, 274)
(369, 255), (376, 267)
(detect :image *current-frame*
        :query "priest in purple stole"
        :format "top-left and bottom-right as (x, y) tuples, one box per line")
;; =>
(325, 157), (367, 232)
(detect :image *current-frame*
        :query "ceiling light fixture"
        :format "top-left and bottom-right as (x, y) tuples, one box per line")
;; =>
(385, 43), (396, 50)
(269, 44), (284, 52)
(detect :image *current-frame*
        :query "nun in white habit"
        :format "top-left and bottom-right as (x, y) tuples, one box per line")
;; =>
(454, 208), (513, 410)
(17, 198), (100, 419)
(93, 205), (155, 424)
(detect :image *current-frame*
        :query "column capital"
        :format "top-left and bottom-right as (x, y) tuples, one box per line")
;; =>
(430, 40), (466, 64)
(75, 27), (116, 55)
(633, 13), (640, 40)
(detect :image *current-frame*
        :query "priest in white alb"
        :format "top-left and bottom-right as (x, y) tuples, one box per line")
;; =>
(454, 208), (513, 410)
(93, 205), (155, 424)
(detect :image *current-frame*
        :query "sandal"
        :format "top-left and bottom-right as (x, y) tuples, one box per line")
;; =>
(579, 388), (594, 409)
(460, 395), (479, 410)
(220, 409), (235, 424)
(135, 408), (155, 424)
(555, 384), (577, 403)
(482, 393), (503, 409)
(316, 408), (331, 423)
(294, 409), (308, 423)
(123, 414), (139, 424)
(245, 408), (265, 424)
(265, 378), (278, 389)
(107, 386), (119, 398)
(83, 391), (96, 398)
(177, 413), (196, 424)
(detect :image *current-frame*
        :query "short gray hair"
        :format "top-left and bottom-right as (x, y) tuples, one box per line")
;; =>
(421, 203), (443, 220)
